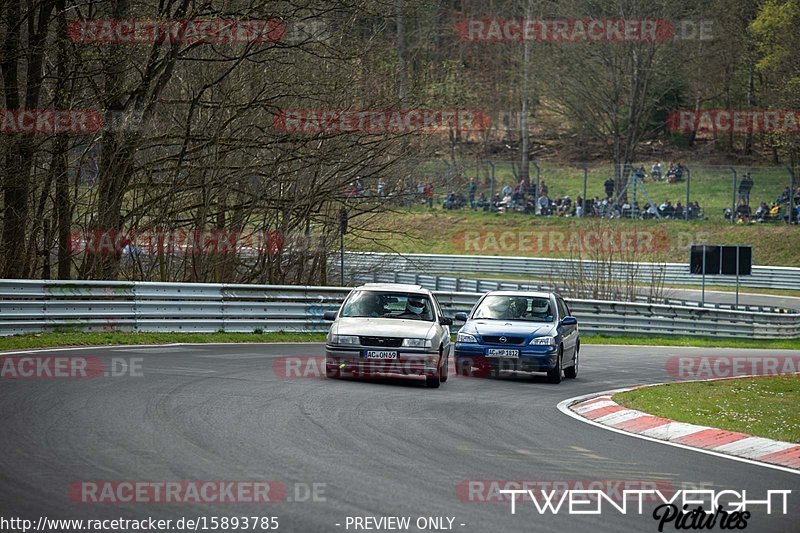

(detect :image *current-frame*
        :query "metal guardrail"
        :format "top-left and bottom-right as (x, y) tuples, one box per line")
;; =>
(0, 279), (798, 339)
(350, 271), (794, 313)
(343, 252), (800, 291)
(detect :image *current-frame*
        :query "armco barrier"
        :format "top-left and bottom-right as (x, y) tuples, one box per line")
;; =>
(350, 271), (793, 313)
(343, 252), (800, 291)
(0, 279), (798, 339)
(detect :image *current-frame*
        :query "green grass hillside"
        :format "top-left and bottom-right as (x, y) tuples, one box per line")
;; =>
(350, 209), (800, 266)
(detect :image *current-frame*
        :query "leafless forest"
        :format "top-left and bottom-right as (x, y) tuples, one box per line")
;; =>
(1, 0), (796, 283)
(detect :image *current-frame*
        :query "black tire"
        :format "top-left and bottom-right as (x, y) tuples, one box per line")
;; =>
(426, 372), (441, 388)
(439, 349), (449, 383)
(547, 348), (563, 384)
(565, 345), (579, 379)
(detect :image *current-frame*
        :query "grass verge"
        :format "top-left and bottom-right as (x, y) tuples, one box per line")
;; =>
(0, 331), (327, 351)
(582, 334), (800, 350)
(0, 331), (797, 352)
(613, 376), (800, 443)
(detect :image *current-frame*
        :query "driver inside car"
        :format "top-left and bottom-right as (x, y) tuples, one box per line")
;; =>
(530, 299), (553, 321)
(402, 296), (428, 319)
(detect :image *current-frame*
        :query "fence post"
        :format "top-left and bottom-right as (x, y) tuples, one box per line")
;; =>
(685, 167), (691, 220)
(730, 167), (737, 224)
(488, 160), (496, 201)
(582, 166), (588, 217)
(532, 161), (540, 214)
(788, 165), (796, 223)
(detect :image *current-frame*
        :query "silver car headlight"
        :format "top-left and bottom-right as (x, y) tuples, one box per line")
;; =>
(330, 334), (359, 345)
(457, 333), (478, 343)
(529, 336), (556, 346)
(402, 338), (432, 348)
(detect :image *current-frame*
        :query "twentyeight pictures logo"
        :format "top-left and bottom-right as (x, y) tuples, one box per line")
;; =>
(273, 109), (491, 134)
(455, 19), (713, 42)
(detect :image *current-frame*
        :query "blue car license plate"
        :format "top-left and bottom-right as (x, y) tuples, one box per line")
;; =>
(487, 349), (519, 358)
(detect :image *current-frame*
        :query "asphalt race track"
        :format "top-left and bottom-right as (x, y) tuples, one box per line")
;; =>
(1, 343), (798, 533)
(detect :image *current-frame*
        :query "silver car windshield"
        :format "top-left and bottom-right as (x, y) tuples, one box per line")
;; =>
(340, 291), (435, 321)
(473, 295), (554, 322)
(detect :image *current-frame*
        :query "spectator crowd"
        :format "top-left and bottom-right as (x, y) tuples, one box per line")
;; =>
(343, 165), (800, 225)
(436, 163), (706, 221)
(724, 171), (800, 224)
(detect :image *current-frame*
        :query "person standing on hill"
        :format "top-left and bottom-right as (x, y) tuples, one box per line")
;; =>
(604, 177), (614, 200)
(468, 179), (477, 210)
(738, 173), (753, 205)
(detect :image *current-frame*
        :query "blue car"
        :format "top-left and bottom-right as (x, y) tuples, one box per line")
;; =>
(453, 291), (579, 383)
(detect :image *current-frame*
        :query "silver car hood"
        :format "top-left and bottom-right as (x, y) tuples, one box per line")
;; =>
(334, 317), (435, 339)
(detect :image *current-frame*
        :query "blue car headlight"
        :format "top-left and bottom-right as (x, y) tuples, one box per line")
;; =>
(529, 336), (556, 346)
(457, 333), (478, 343)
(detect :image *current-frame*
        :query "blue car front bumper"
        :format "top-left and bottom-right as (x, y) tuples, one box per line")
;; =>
(454, 343), (558, 374)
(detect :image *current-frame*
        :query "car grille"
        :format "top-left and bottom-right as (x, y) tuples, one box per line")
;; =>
(359, 336), (403, 348)
(482, 335), (525, 345)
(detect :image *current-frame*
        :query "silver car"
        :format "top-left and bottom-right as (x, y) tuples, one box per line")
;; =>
(323, 283), (453, 388)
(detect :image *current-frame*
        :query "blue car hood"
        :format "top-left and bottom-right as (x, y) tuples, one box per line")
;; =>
(461, 320), (556, 338)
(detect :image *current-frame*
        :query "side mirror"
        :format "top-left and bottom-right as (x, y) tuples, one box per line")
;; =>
(561, 316), (577, 326)
(454, 312), (468, 322)
(439, 316), (453, 326)
(323, 310), (338, 321)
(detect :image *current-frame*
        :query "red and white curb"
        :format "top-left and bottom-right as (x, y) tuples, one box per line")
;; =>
(558, 384), (800, 475)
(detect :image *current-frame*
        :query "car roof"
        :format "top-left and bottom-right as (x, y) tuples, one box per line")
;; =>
(483, 290), (556, 299)
(354, 283), (431, 295)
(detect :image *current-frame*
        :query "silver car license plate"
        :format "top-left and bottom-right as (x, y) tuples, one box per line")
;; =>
(365, 350), (398, 359)
(487, 348), (519, 358)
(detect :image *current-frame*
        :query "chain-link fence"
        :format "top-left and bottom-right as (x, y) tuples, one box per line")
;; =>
(398, 159), (798, 224)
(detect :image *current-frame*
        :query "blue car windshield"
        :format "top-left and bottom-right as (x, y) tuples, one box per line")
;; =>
(473, 295), (554, 322)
